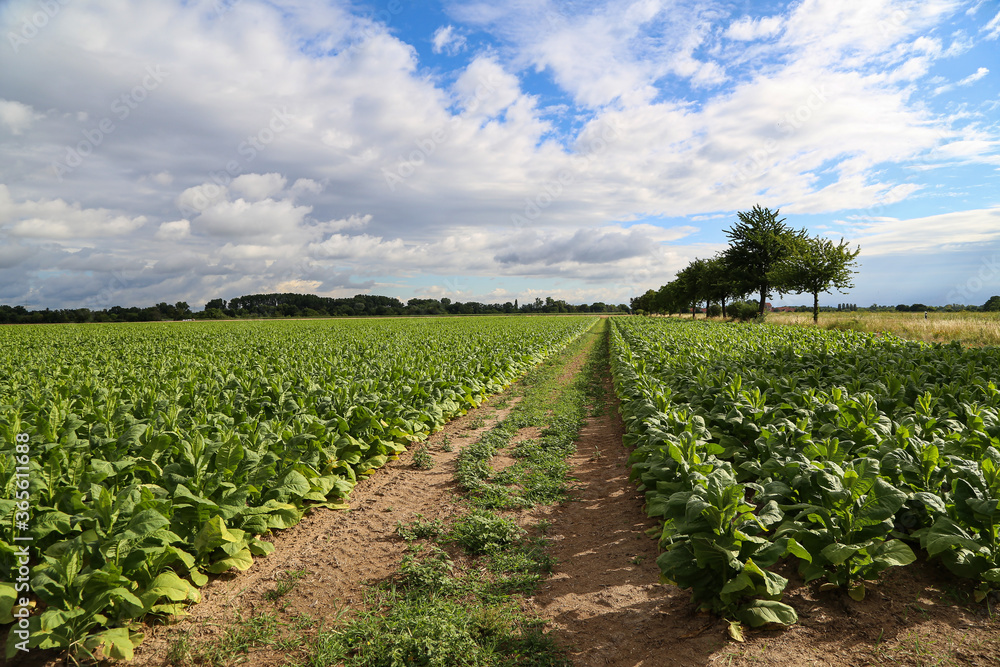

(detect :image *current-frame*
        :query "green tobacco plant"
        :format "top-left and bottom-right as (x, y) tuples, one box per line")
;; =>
(655, 468), (798, 636)
(776, 465), (916, 600)
(607, 316), (1000, 638)
(0, 316), (597, 657)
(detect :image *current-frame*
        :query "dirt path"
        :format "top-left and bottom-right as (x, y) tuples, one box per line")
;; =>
(131, 395), (520, 665)
(527, 372), (726, 666)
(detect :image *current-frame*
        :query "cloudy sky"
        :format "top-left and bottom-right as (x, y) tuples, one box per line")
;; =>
(0, 0), (997, 310)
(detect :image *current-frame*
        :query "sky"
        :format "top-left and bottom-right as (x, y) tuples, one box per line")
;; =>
(0, 0), (998, 310)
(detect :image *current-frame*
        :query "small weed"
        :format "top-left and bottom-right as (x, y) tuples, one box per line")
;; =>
(589, 446), (603, 461)
(412, 444), (434, 469)
(264, 569), (308, 602)
(468, 415), (487, 430)
(396, 515), (445, 541)
(165, 632), (192, 666)
(301, 594), (571, 667)
(631, 555), (645, 566)
(440, 434), (454, 452)
(397, 544), (456, 592)
(449, 510), (525, 555)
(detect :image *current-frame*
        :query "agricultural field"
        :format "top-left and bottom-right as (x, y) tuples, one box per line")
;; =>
(610, 316), (1000, 643)
(769, 310), (1000, 347)
(0, 316), (595, 659)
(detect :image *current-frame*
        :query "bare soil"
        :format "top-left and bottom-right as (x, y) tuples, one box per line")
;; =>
(129, 393), (520, 666)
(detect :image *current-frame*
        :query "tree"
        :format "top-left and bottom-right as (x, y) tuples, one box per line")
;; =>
(631, 289), (658, 313)
(674, 258), (712, 319)
(702, 255), (745, 318)
(723, 205), (804, 316)
(771, 236), (860, 323)
(982, 296), (1000, 312)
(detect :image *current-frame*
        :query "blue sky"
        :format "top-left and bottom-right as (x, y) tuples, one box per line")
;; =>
(0, 0), (997, 310)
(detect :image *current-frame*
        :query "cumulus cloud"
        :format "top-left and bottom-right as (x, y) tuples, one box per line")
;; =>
(155, 219), (190, 240)
(841, 207), (1000, 256)
(193, 197), (312, 238)
(230, 173), (287, 201)
(0, 99), (41, 136)
(0, 185), (147, 239)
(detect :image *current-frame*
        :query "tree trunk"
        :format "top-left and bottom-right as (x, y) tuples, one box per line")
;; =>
(813, 291), (819, 324)
(759, 288), (767, 316)
(721, 297), (727, 319)
(691, 301), (696, 319)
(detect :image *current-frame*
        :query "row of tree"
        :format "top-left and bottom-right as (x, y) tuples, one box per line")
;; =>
(631, 205), (861, 323)
(206, 294), (629, 318)
(0, 294), (629, 324)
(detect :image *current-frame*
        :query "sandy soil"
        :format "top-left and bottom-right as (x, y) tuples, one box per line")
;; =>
(127, 393), (520, 666)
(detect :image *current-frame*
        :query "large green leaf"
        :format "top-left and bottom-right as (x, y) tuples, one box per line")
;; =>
(193, 516), (238, 555)
(737, 600), (798, 627)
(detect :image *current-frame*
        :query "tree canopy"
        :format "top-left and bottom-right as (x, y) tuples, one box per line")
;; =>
(770, 236), (861, 323)
(723, 205), (804, 316)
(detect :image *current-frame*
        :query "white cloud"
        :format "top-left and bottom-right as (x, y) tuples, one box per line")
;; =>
(155, 219), (190, 240)
(0, 100), (39, 135)
(230, 173), (287, 201)
(0, 185), (147, 239)
(432, 25), (467, 55)
(726, 15), (783, 41)
(193, 197), (312, 238)
(982, 9), (1000, 40)
(958, 66), (990, 85)
(933, 66), (989, 95)
(842, 207), (1000, 256)
(453, 57), (522, 116)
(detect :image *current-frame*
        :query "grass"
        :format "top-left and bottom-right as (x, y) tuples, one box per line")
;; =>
(296, 320), (606, 667)
(396, 514), (446, 541)
(454, 319), (607, 510)
(264, 569), (309, 602)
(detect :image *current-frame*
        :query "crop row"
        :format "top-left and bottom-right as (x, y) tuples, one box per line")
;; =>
(0, 316), (595, 658)
(609, 317), (1000, 637)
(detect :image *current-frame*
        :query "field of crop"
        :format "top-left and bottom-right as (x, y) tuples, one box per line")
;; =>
(610, 317), (1000, 639)
(0, 316), (595, 659)
(768, 310), (1000, 347)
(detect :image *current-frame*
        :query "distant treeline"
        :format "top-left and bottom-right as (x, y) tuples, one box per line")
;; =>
(0, 293), (629, 324)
